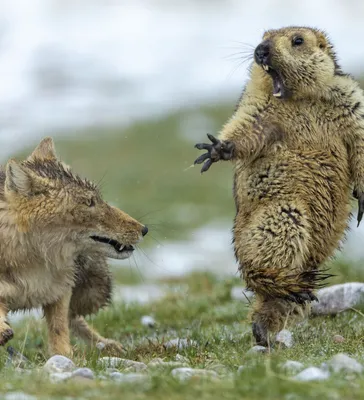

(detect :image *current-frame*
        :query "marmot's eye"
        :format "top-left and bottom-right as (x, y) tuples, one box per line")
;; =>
(85, 198), (96, 207)
(292, 36), (304, 46)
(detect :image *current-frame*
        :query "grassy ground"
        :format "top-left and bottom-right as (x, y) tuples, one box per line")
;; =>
(1, 270), (364, 400)
(2, 102), (364, 399)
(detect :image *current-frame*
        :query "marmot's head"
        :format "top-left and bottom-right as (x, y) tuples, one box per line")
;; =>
(252, 27), (342, 100)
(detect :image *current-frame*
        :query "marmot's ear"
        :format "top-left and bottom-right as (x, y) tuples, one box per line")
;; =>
(27, 137), (57, 161)
(4, 159), (41, 196)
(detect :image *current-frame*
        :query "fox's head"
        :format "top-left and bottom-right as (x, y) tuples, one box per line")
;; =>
(4, 137), (148, 260)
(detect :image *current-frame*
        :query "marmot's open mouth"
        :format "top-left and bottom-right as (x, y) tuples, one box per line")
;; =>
(90, 235), (134, 254)
(262, 64), (283, 98)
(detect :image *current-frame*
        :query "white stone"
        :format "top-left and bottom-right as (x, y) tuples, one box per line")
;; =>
(328, 353), (364, 374)
(43, 355), (75, 374)
(247, 346), (267, 354)
(4, 393), (37, 400)
(280, 361), (304, 373)
(71, 368), (94, 380)
(98, 357), (147, 371)
(276, 330), (293, 348)
(175, 354), (189, 364)
(141, 315), (156, 328)
(109, 372), (151, 387)
(49, 372), (73, 383)
(294, 367), (330, 381)
(312, 283), (364, 315)
(171, 368), (218, 381)
(164, 338), (197, 350)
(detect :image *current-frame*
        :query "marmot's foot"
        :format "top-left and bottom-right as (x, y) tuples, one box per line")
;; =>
(353, 189), (364, 227)
(194, 134), (235, 173)
(0, 320), (13, 346)
(285, 291), (318, 304)
(98, 339), (126, 356)
(252, 322), (269, 347)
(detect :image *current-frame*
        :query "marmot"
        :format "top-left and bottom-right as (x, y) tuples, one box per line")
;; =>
(194, 26), (364, 346)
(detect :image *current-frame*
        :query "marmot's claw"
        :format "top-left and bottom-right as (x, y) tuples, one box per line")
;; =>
(357, 192), (364, 227)
(194, 133), (235, 174)
(286, 291), (318, 304)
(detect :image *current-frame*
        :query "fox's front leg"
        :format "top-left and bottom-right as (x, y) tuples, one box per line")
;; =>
(0, 302), (13, 346)
(43, 289), (73, 356)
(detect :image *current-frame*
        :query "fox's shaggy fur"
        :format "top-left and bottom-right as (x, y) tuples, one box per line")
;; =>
(194, 27), (364, 345)
(0, 137), (147, 356)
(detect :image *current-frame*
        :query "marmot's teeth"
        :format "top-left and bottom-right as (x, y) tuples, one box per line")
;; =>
(119, 245), (125, 251)
(263, 64), (269, 71)
(273, 91), (282, 98)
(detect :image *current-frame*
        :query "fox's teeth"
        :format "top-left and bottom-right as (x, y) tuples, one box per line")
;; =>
(119, 245), (125, 251)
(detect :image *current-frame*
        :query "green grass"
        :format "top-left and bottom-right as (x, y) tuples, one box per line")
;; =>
(2, 271), (364, 400)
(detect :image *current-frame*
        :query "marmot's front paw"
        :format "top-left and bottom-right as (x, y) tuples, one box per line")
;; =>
(98, 339), (126, 356)
(194, 134), (235, 173)
(0, 320), (13, 346)
(353, 189), (364, 227)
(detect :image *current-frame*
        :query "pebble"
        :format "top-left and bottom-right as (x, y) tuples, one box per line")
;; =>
(294, 367), (330, 381)
(275, 330), (293, 348)
(230, 287), (254, 302)
(148, 360), (189, 369)
(333, 335), (345, 344)
(98, 357), (147, 372)
(164, 338), (197, 350)
(280, 361), (304, 374)
(6, 347), (31, 369)
(43, 355), (75, 373)
(171, 368), (219, 381)
(247, 345), (268, 354)
(237, 365), (245, 374)
(71, 368), (95, 380)
(4, 393), (37, 400)
(109, 372), (151, 387)
(49, 372), (73, 383)
(175, 354), (189, 363)
(141, 315), (156, 328)
(328, 353), (364, 374)
(312, 282), (364, 315)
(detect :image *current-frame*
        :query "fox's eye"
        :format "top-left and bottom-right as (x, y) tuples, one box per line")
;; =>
(292, 36), (304, 46)
(85, 198), (96, 207)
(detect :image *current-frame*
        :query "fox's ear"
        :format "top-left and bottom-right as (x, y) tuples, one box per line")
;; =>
(5, 160), (34, 195)
(27, 137), (57, 161)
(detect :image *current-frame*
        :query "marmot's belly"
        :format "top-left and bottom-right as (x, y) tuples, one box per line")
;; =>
(233, 150), (351, 261)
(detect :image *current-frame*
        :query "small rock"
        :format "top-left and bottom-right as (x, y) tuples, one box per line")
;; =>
(333, 335), (345, 344)
(4, 392), (37, 400)
(280, 361), (304, 374)
(71, 368), (94, 380)
(98, 357), (147, 372)
(164, 338), (197, 350)
(171, 368), (219, 381)
(49, 372), (73, 383)
(44, 355), (75, 373)
(141, 315), (156, 328)
(247, 345), (267, 354)
(110, 372), (151, 387)
(294, 367), (330, 381)
(209, 364), (229, 374)
(6, 347), (31, 369)
(276, 330), (293, 348)
(148, 360), (189, 369)
(175, 354), (189, 364)
(96, 342), (106, 351)
(237, 365), (245, 374)
(230, 286), (254, 302)
(328, 353), (363, 374)
(312, 282), (364, 315)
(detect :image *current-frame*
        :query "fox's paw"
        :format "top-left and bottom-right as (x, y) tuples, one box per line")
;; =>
(0, 320), (14, 346)
(194, 133), (235, 173)
(97, 339), (126, 356)
(285, 291), (318, 305)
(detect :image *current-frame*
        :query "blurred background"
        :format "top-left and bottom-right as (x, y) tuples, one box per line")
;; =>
(2, 0), (364, 286)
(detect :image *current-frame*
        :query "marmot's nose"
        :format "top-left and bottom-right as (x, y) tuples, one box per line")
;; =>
(254, 40), (271, 64)
(142, 225), (148, 237)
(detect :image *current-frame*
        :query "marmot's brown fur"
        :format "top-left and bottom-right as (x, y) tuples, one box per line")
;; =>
(194, 26), (364, 346)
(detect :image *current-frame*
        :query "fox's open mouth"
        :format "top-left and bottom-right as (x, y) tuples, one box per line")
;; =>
(261, 64), (284, 99)
(90, 235), (134, 254)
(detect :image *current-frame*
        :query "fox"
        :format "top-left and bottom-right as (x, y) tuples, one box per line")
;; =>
(0, 137), (148, 356)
